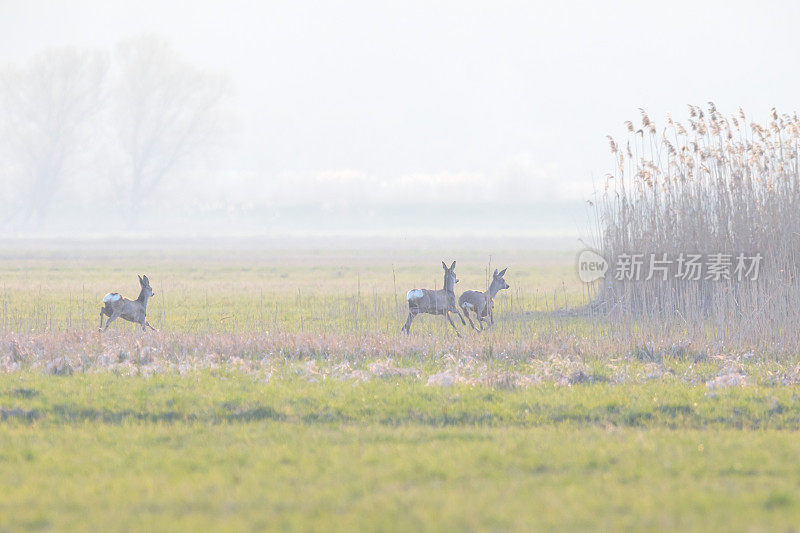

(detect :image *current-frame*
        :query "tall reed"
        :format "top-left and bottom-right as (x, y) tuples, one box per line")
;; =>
(598, 104), (800, 348)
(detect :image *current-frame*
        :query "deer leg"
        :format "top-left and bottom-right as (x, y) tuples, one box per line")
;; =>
(402, 311), (415, 334)
(99, 309), (105, 331)
(472, 314), (483, 332)
(454, 308), (466, 326)
(489, 307), (495, 326)
(445, 311), (462, 338)
(103, 312), (120, 331)
(145, 321), (157, 332)
(462, 308), (480, 332)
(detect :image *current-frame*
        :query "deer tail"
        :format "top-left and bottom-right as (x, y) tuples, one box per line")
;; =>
(406, 289), (424, 302)
(103, 293), (122, 304)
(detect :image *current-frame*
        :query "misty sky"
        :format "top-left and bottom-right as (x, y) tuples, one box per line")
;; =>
(3, 0), (800, 211)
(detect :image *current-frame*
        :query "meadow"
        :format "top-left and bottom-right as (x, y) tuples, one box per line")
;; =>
(2, 240), (800, 531)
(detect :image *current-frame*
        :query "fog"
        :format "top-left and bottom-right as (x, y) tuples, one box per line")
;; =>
(1, 0), (799, 245)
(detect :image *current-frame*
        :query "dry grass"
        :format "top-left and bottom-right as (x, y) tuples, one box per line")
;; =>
(597, 104), (800, 349)
(3, 329), (800, 390)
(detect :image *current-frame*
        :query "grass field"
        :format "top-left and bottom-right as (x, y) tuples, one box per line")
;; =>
(0, 244), (583, 333)
(1, 242), (800, 531)
(3, 376), (800, 531)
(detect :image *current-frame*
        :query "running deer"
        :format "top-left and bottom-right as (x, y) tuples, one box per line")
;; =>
(401, 261), (466, 336)
(99, 275), (157, 332)
(459, 268), (509, 332)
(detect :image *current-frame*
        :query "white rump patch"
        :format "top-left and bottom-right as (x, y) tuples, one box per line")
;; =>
(103, 293), (122, 304)
(406, 289), (424, 301)
(462, 302), (475, 310)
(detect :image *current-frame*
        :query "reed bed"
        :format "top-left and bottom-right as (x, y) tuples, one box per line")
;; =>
(597, 104), (800, 350)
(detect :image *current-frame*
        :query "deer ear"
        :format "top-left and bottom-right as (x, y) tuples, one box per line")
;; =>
(138, 275), (144, 285)
(450, 261), (456, 270)
(493, 269), (498, 277)
(143, 275), (150, 285)
(498, 268), (507, 277)
(442, 261), (447, 270)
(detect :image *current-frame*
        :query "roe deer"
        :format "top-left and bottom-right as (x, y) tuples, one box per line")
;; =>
(401, 261), (466, 336)
(459, 268), (509, 332)
(99, 275), (156, 332)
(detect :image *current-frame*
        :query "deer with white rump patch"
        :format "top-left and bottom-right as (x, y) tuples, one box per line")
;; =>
(99, 275), (156, 332)
(459, 268), (509, 332)
(401, 261), (466, 336)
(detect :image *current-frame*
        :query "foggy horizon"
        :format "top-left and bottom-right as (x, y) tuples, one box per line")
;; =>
(2, 0), (799, 243)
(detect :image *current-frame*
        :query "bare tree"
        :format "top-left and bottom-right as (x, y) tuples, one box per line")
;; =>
(0, 48), (107, 227)
(113, 37), (230, 226)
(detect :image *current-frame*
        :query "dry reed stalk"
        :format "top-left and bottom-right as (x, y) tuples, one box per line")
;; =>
(597, 104), (800, 349)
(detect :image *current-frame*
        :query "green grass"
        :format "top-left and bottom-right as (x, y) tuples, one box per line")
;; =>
(2, 245), (800, 531)
(2, 374), (800, 531)
(0, 247), (586, 334)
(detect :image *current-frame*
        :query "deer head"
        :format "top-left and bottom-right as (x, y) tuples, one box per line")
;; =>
(138, 274), (155, 299)
(442, 261), (459, 292)
(490, 268), (510, 295)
